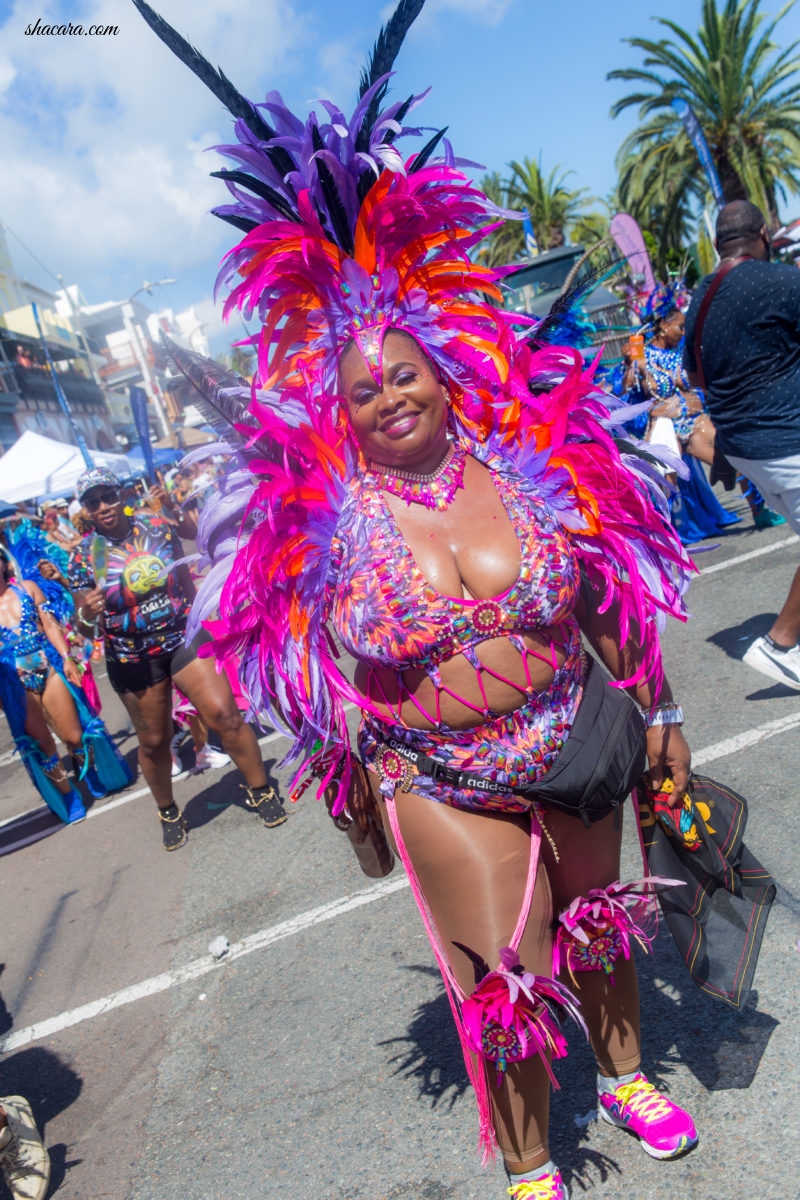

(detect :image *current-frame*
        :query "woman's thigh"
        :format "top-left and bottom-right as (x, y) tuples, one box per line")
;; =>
(173, 653), (240, 732)
(118, 677), (173, 751)
(379, 789), (554, 994)
(41, 671), (82, 744)
(540, 805), (624, 915)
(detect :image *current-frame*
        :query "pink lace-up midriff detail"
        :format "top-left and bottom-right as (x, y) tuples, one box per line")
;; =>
(329, 450), (586, 810)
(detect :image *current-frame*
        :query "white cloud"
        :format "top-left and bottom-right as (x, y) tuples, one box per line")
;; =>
(0, 0), (519, 338)
(0, 0), (303, 308)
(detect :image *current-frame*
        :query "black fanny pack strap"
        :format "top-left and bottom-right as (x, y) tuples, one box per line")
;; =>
(378, 658), (647, 824)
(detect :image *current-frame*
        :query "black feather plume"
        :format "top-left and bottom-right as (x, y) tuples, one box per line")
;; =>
(211, 210), (260, 235)
(409, 126), (447, 173)
(387, 93), (413, 140)
(130, 0), (295, 179)
(310, 125), (355, 255)
(161, 335), (259, 452)
(355, 0), (426, 155)
(528, 259), (625, 350)
(211, 170), (301, 223)
(451, 942), (490, 986)
(356, 93), (415, 204)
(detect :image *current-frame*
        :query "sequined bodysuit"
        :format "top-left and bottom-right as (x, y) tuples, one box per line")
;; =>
(330, 443), (586, 811)
(646, 342), (706, 444)
(0, 584), (57, 695)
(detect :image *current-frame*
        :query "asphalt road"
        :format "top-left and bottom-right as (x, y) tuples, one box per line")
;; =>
(1, 492), (799, 1200)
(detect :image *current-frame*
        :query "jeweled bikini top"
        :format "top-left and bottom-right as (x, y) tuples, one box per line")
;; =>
(329, 443), (582, 702)
(0, 584), (49, 661)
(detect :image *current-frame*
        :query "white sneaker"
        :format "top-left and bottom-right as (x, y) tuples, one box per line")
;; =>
(743, 636), (800, 691)
(0, 1096), (50, 1200)
(193, 745), (232, 772)
(170, 733), (185, 779)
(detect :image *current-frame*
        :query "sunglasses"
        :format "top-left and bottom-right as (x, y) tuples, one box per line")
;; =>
(84, 489), (121, 512)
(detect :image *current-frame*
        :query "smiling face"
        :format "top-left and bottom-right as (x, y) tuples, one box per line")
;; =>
(82, 486), (127, 537)
(340, 329), (451, 475)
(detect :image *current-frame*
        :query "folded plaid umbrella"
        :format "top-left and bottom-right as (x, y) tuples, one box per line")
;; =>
(637, 773), (776, 1008)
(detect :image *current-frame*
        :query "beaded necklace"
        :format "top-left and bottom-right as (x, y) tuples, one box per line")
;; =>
(367, 440), (467, 511)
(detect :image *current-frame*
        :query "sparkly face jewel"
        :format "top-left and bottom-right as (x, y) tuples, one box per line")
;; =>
(353, 324), (386, 384)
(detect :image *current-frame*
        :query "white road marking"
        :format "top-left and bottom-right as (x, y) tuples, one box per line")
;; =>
(0, 876), (409, 1053)
(3, 704), (800, 1050)
(692, 709), (800, 765)
(86, 785), (151, 818)
(697, 534), (798, 576)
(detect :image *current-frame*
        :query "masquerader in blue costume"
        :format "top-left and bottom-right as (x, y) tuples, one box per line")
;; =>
(0, 547), (132, 823)
(636, 285), (785, 532)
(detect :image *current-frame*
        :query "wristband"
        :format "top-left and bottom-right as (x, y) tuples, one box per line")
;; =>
(643, 702), (684, 728)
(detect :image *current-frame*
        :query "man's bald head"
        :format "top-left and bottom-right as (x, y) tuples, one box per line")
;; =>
(715, 200), (769, 258)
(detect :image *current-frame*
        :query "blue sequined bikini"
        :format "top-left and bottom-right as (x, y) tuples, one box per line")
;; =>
(0, 584), (57, 695)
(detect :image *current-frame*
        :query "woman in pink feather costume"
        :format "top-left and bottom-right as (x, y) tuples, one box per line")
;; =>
(134, 0), (702, 1193)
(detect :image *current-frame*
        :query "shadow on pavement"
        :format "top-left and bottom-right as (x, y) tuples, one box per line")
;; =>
(0, 1045), (83, 1197)
(181, 757), (282, 831)
(707, 612), (776, 660)
(0, 968), (11, 1037)
(379, 965), (469, 1110)
(381, 932), (778, 1195)
(0, 808), (64, 859)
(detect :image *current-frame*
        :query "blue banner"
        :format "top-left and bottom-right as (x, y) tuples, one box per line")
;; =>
(671, 98), (725, 209)
(523, 210), (539, 258)
(129, 385), (156, 482)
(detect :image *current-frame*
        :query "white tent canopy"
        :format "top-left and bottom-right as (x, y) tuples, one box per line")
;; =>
(0, 431), (132, 505)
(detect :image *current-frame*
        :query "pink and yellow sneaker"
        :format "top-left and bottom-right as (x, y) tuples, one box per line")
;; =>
(508, 1168), (570, 1199)
(598, 1072), (698, 1159)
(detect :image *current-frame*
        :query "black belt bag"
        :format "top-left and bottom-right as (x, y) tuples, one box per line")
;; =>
(383, 658), (647, 827)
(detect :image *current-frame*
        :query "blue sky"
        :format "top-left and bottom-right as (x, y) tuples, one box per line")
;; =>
(2, 0), (800, 353)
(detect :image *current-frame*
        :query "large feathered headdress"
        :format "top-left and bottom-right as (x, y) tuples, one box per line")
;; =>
(132, 0), (518, 402)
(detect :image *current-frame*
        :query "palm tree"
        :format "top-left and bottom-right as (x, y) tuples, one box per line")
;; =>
(476, 172), (525, 267)
(476, 161), (600, 268)
(507, 158), (593, 250)
(608, 0), (800, 230)
(616, 129), (701, 271)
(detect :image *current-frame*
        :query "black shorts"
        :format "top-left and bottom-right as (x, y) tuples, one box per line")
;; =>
(105, 630), (213, 695)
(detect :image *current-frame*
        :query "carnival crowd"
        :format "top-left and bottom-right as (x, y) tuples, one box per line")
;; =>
(0, 2), (795, 1187)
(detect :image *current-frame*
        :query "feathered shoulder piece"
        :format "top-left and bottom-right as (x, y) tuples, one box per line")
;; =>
(461, 342), (694, 691)
(171, 353), (363, 805)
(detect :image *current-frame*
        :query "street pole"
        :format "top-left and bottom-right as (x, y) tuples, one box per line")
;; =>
(121, 303), (172, 440)
(31, 302), (94, 468)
